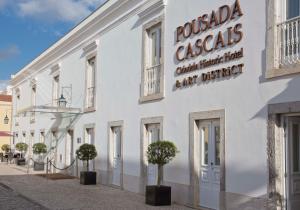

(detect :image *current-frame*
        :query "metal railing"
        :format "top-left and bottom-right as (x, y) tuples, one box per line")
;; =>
(86, 87), (95, 108)
(145, 64), (161, 96)
(278, 16), (300, 65)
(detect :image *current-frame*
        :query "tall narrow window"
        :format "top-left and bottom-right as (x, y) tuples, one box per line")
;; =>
(40, 131), (45, 143)
(30, 84), (36, 123)
(85, 127), (95, 144)
(145, 23), (162, 96)
(141, 18), (164, 102)
(86, 57), (96, 109)
(52, 75), (60, 106)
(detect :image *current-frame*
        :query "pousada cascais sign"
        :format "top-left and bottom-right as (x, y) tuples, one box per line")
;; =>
(174, 0), (245, 89)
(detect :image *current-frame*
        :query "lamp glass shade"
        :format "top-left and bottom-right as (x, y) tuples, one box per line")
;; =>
(58, 94), (67, 108)
(4, 115), (9, 124)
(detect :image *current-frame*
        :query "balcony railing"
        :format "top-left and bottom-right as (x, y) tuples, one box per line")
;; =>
(278, 16), (300, 66)
(86, 87), (95, 109)
(145, 64), (161, 96)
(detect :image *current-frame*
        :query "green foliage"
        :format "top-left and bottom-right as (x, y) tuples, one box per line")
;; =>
(15, 142), (28, 152)
(1, 144), (10, 153)
(76, 144), (97, 161)
(32, 143), (47, 155)
(76, 144), (97, 172)
(147, 141), (179, 166)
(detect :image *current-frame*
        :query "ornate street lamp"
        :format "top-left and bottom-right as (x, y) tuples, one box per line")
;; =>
(58, 94), (67, 108)
(3, 114), (9, 124)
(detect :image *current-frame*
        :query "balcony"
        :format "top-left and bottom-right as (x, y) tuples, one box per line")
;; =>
(278, 16), (300, 66)
(145, 64), (161, 96)
(86, 87), (95, 109)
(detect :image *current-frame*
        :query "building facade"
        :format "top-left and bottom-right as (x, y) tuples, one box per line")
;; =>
(9, 0), (300, 209)
(0, 94), (12, 153)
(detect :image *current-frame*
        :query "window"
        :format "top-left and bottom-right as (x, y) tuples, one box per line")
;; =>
(266, 0), (300, 78)
(287, 0), (300, 20)
(85, 127), (95, 144)
(30, 84), (36, 123)
(40, 131), (45, 143)
(85, 57), (96, 109)
(141, 17), (164, 102)
(52, 75), (60, 106)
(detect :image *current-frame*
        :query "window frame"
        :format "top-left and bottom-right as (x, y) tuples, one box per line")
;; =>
(84, 53), (97, 112)
(266, 0), (300, 78)
(140, 15), (165, 103)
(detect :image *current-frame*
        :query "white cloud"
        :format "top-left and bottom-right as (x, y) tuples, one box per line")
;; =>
(0, 45), (20, 61)
(0, 0), (8, 9)
(17, 0), (106, 23)
(0, 80), (9, 92)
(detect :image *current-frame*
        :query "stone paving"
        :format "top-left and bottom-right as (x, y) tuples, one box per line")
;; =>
(0, 163), (194, 210)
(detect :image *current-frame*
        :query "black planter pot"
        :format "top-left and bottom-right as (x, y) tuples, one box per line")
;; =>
(33, 162), (44, 171)
(80, 171), (96, 185)
(145, 185), (171, 206)
(16, 158), (26, 166)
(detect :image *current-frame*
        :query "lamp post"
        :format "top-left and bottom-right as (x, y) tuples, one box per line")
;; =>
(58, 94), (67, 108)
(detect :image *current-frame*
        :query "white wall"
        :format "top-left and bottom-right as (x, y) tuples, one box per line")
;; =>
(11, 0), (300, 204)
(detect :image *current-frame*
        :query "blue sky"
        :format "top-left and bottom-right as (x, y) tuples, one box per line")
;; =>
(0, 0), (106, 90)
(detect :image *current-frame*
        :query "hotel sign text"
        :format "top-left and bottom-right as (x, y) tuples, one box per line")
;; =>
(174, 0), (245, 89)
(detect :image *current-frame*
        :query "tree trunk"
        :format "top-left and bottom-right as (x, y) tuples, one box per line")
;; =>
(87, 160), (89, 172)
(157, 165), (163, 186)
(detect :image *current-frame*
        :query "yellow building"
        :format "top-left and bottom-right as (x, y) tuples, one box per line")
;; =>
(0, 94), (12, 153)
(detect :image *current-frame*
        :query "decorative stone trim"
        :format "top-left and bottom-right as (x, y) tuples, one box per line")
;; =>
(140, 116), (163, 193)
(267, 101), (300, 209)
(50, 63), (60, 76)
(140, 15), (165, 103)
(266, 0), (300, 79)
(189, 109), (225, 208)
(107, 120), (124, 189)
(82, 40), (99, 55)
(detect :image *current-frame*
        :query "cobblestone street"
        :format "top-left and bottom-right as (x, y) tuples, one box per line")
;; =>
(0, 163), (194, 210)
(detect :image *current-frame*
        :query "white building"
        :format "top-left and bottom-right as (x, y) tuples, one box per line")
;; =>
(9, 0), (300, 209)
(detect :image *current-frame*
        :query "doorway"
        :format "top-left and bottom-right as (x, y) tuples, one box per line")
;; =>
(108, 121), (124, 189)
(286, 116), (300, 210)
(146, 123), (160, 185)
(189, 110), (225, 210)
(111, 126), (122, 187)
(198, 120), (220, 209)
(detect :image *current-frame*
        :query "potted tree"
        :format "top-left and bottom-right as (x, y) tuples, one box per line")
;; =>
(76, 143), (97, 185)
(1, 144), (10, 162)
(32, 143), (47, 171)
(15, 142), (28, 165)
(146, 141), (179, 206)
(1, 144), (10, 153)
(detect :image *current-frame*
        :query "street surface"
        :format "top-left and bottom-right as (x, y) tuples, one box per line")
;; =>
(0, 163), (193, 210)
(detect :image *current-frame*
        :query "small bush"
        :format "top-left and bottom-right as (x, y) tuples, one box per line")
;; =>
(76, 144), (97, 171)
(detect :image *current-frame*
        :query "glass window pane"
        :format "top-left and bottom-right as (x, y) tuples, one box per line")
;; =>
(215, 126), (220, 166)
(293, 124), (300, 172)
(201, 126), (209, 165)
(287, 0), (300, 19)
(151, 31), (157, 66)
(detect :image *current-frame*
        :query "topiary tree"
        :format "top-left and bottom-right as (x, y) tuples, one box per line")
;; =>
(1, 144), (10, 153)
(32, 143), (47, 162)
(15, 142), (28, 158)
(147, 141), (179, 186)
(76, 144), (97, 172)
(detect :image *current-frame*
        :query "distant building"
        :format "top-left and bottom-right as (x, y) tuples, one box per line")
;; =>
(0, 94), (12, 152)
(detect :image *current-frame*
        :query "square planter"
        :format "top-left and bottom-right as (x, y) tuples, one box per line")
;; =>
(80, 171), (97, 185)
(34, 162), (45, 171)
(16, 158), (26, 166)
(145, 185), (171, 206)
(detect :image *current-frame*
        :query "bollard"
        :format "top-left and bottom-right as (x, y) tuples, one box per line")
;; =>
(76, 156), (78, 177)
(46, 157), (49, 179)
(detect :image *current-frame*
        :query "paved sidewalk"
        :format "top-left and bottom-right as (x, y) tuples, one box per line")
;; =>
(0, 163), (194, 210)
